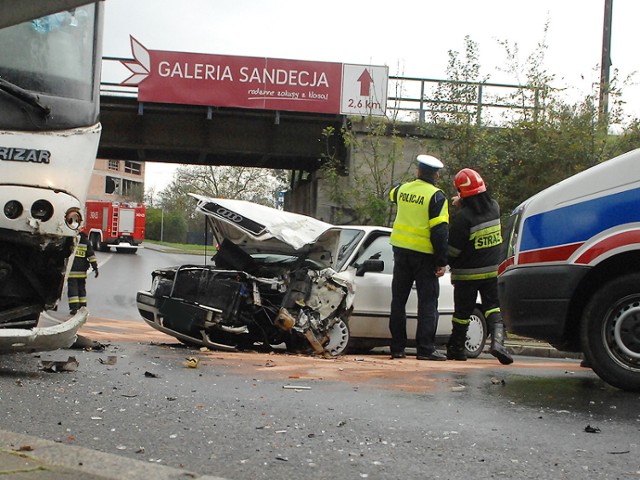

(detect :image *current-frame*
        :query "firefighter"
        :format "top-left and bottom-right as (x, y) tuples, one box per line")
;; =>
(67, 226), (99, 314)
(446, 168), (513, 364)
(388, 154), (449, 361)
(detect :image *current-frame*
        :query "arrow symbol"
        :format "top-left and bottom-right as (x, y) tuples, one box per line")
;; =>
(357, 69), (374, 97)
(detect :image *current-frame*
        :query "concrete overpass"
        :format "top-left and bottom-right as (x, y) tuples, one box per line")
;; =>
(98, 94), (349, 173)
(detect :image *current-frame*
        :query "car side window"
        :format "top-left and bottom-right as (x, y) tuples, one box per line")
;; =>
(352, 234), (394, 275)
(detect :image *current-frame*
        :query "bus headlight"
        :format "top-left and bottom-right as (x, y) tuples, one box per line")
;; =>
(31, 200), (54, 221)
(4, 200), (23, 219)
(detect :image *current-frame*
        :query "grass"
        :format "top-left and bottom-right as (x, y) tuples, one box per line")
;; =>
(144, 239), (215, 255)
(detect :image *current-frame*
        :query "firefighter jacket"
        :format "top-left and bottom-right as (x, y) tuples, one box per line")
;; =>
(389, 178), (449, 263)
(448, 197), (503, 281)
(69, 232), (98, 279)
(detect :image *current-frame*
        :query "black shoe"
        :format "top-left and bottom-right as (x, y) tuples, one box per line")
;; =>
(446, 348), (467, 361)
(391, 351), (407, 359)
(69, 309), (78, 315)
(417, 351), (447, 361)
(490, 345), (514, 365)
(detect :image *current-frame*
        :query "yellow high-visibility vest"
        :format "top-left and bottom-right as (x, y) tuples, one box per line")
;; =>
(390, 179), (448, 254)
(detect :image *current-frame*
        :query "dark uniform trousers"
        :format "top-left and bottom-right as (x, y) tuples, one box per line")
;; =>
(453, 277), (501, 327)
(68, 277), (88, 311)
(389, 247), (439, 357)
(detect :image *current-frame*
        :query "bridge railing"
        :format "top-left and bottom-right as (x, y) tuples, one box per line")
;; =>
(387, 76), (540, 125)
(101, 57), (539, 126)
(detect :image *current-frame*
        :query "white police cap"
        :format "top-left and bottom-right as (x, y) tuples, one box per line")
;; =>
(416, 154), (444, 169)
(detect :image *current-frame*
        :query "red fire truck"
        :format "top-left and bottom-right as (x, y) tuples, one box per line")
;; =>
(85, 201), (146, 253)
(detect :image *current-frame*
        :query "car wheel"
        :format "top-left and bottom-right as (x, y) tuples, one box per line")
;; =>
(464, 308), (488, 358)
(323, 318), (351, 356)
(580, 273), (640, 392)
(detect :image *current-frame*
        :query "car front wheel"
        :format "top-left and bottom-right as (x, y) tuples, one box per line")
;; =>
(324, 318), (351, 356)
(581, 273), (640, 392)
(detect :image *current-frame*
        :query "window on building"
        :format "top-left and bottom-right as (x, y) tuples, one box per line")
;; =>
(108, 160), (119, 171)
(124, 161), (142, 175)
(105, 176), (119, 194)
(122, 179), (143, 197)
(104, 177), (143, 201)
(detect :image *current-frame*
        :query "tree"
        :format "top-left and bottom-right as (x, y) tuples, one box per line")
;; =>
(320, 29), (640, 228)
(320, 117), (408, 226)
(148, 165), (289, 242)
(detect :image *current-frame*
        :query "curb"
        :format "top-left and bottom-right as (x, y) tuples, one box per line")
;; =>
(0, 430), (227, 480)
(505, 342), (583, 360)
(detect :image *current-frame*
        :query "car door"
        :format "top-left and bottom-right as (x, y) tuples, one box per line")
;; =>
(347, 230), (455, 341)
(347, 231), (419, 339)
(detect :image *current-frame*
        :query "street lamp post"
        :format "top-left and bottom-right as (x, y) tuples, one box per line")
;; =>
(599, 0), (613, 121)
(160, 208), (164, 242)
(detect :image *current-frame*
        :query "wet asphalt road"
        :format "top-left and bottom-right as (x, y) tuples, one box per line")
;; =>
(2, 248), (639, 479)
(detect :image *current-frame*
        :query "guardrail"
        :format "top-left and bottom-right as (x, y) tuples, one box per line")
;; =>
(101, 57), (539, 126)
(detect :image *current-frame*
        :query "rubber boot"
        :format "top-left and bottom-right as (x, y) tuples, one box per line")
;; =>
(490, 321), (513, 365)
(446, 321), (468, 361)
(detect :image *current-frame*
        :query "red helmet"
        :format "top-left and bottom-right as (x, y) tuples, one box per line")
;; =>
(454, 168), (486, 198)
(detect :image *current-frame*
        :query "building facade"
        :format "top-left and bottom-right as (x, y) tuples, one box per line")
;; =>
(87, 159), (145, 202)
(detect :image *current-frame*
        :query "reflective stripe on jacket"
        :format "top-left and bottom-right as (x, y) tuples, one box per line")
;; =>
(448, 198), (502, 281)
(389, 179), (449, 254)
(69, 232), (97, 278)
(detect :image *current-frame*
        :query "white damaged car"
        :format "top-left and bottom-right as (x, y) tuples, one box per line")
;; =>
(137, 195), (355, 355)
(137, 195), (488, 356)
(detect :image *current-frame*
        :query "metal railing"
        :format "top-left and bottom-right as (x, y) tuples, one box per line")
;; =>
(387, 76), (540, 125)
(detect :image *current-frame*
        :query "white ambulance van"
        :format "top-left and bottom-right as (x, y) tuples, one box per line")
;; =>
(498, 148), (640, 391)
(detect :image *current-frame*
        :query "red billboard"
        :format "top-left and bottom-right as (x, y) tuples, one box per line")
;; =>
(121, 37), (344, 115)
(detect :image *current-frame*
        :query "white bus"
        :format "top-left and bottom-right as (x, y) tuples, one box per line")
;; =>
(0, 2), (103, 351)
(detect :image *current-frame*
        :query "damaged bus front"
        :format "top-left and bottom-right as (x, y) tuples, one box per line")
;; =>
(0, 3), (103, 351)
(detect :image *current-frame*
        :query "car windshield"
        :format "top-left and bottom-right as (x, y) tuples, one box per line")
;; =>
(335, 228), (365, 271)
(503, 207), (524, 259)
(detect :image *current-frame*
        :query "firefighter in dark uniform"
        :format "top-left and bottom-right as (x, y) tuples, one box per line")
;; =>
(67, 227), (99, 314)
(446, 168), (513, 364)
(388, 154), (449, 361)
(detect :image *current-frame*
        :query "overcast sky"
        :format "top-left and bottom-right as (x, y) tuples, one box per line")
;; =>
(102, 0), (639, 192)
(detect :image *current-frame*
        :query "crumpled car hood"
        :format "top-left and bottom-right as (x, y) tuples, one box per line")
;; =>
(191, 194), (342, 268)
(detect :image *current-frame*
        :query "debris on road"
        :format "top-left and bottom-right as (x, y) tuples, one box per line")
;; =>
(184, 356), (199, 368)
(40, 356), (79, 372)
(98, 355), (117, 365)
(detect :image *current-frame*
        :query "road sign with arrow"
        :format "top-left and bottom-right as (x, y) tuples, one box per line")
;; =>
(340, 64), (388, 116)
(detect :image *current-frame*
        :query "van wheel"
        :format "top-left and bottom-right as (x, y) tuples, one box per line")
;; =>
(580, 273), (640, 392)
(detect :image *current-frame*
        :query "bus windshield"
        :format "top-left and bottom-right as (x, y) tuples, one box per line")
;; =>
(0, 4), (98, 101)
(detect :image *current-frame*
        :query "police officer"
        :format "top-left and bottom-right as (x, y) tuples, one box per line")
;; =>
(67, 226), (99, 314)
(446, 168), (513, 364)
(388, 154), (449, 361)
